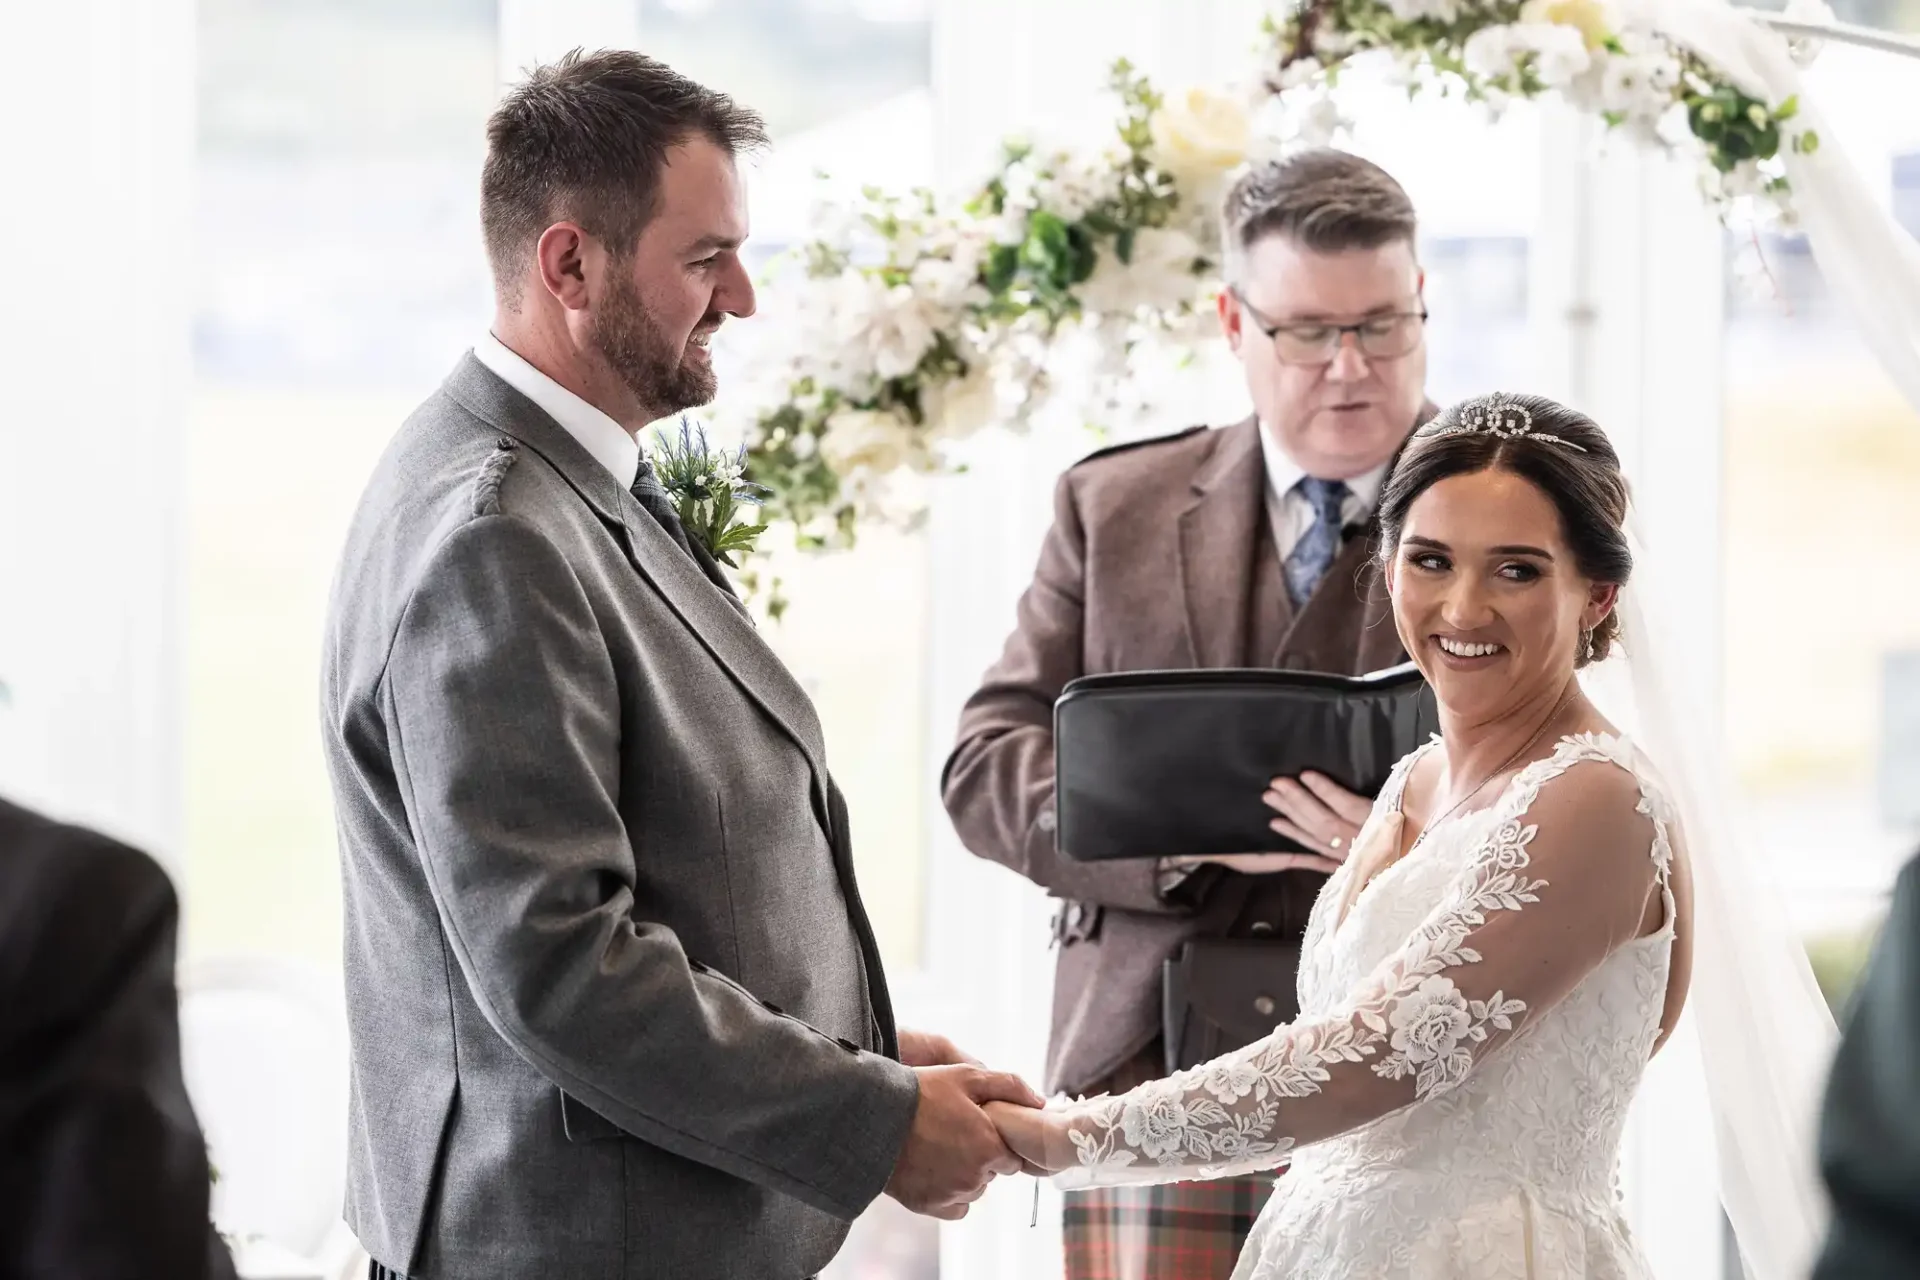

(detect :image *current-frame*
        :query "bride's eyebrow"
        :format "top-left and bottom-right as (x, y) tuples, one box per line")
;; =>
(1402, 536), (1556, 561)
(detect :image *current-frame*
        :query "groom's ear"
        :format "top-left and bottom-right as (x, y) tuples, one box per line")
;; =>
(536, 222), (595, 311)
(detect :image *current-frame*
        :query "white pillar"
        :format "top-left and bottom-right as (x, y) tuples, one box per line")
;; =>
(1534, 104), (1729, 1277)
(0, 0), (195, 870)
(497, 0), (643, 88)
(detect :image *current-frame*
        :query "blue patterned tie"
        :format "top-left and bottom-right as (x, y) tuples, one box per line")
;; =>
(1284, 476), (1350, 608)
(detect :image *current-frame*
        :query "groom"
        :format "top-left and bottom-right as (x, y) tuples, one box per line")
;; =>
(321, 51), (1036, 1279)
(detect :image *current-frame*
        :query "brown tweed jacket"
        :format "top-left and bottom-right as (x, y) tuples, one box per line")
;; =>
(941, 413), (1427, 1096)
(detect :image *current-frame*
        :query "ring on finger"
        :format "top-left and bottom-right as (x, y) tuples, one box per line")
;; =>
(1328, 835), (1344, 851)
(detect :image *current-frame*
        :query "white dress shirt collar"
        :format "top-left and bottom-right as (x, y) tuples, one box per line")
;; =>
(473, 332), (641, 489)
(1255, 419), (1389, 516)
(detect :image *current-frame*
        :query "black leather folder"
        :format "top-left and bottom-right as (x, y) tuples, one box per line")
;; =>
(1053, 662), (1440, 862)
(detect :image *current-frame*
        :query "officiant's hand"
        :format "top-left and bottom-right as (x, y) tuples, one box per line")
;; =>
(1263, 771), (1369, 863)
(886, 1065), (1044, 1220)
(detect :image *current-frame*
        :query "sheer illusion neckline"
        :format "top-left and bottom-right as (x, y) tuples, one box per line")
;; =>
(1331, 733), (1627, 941)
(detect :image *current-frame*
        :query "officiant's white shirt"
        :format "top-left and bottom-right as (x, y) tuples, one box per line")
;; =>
(1257, 418), (1388, 561)
(474, 333), (641, 489)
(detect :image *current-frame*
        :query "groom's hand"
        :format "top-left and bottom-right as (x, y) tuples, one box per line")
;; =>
(885, 1065), (1043, 1220)
(897, 1029), (980, 1068)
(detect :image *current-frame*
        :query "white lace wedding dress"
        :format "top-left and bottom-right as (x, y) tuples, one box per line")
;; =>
(1049, 733), (1681, 1279)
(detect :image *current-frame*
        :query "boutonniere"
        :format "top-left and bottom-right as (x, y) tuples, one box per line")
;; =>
(649, 416), (769, 569)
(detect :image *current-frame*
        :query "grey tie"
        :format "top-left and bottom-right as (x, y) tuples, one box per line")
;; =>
(1284, 476), (1350, 608)
(630, 457), (697, 560)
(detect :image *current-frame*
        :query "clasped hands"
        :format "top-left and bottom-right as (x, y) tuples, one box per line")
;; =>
(883, 1030), (1070, 1219)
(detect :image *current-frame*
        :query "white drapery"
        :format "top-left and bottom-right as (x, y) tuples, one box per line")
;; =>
(1642, 0), (1920, 418)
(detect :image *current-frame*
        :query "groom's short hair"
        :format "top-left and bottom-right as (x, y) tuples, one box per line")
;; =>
(1220, 150), (1418, 284)
(481, 49), (769, 308)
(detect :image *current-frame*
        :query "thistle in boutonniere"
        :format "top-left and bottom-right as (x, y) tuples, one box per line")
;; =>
(648, 416), (770, 569)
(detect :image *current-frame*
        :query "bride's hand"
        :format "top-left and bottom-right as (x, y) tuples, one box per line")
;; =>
(984, 1100), (1069, 1176)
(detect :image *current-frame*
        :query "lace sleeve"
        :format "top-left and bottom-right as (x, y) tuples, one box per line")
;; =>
(1047, 740), (1675, 1189)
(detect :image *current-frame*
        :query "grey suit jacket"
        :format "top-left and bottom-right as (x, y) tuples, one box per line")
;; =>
(321, 354), (920, 1279)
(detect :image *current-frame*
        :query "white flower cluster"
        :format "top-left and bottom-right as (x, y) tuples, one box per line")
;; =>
(1263, 0), (1806, 223)
(1457, 5), (1683, 139)
(739, 83), (1252, 534)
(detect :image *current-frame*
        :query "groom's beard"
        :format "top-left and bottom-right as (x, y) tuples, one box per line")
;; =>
(590, 272), (717, 418)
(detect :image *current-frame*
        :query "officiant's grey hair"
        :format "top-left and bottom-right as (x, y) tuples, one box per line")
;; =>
(1219, 149), (1419, 285)
(480, 50), (769, 308)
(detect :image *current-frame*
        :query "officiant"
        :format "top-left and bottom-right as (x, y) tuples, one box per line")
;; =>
(941, 148), (1439, 1278)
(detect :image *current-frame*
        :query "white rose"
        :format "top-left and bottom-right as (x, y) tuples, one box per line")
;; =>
(1149, 87), (1252, 184)
(924, 368), (1001, 442)
(1077, 226), (1204, 318)
(1463, 25), (1522, 82)
(988, 208), (1028, 247)
(1513, 22), (1592, 90)
(1037, 151), (1120, 223)
(871, 286), (943, 380)
(1518, 0), (1614, 49)
(825, 273), (943, 383)
(1594, 33), (1680, 121)
(1001, 158), (1042, 213)
(819, 407), (916, 478)
(1388, 976), (1474, 1066)
(794, 275), (879, 391)
(909, 254), (987, 310)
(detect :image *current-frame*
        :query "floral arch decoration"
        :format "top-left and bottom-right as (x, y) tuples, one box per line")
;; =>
(708, 0), (1828, 609)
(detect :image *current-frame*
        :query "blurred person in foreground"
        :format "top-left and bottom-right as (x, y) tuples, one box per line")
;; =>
(1814, 849), (1920, 1278)
(0, 795), (236, 1280)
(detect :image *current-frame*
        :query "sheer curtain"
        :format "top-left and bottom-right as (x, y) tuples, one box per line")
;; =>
(0, 0), (194, 866)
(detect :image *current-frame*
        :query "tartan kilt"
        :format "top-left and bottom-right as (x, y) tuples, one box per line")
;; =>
(1061, 1172), (1277, 1280)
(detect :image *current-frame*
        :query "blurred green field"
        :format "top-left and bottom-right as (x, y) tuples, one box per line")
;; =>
(1723, 361), (1920, 792)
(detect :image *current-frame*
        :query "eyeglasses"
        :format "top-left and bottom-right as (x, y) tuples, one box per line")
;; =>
(1230, 288), (1429, 366)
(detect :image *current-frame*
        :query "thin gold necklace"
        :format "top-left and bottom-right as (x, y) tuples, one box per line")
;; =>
(1407, 685), (1577, 853)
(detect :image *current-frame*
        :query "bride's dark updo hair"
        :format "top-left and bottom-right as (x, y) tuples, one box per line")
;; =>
(1376, 392), (1633, 666)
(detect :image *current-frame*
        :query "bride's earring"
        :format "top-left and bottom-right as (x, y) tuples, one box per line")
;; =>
(1577, 627), (1595, 665)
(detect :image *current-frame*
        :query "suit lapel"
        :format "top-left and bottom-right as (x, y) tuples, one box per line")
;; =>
(1176, 417), (1266, 668)
(613, 505), (835, 823)
(444, 354), (835, 829)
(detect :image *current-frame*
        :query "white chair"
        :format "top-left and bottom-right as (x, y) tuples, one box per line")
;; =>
(179, 955), (366, 1280)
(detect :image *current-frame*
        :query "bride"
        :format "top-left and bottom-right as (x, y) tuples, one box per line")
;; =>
(989, 390), (1831, 1278)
